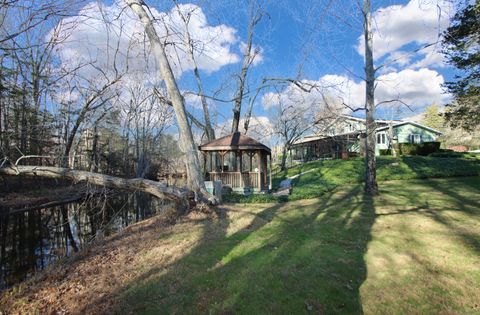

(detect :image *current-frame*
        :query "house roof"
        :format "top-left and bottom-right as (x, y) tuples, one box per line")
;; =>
(198, 132), (271, 153)
(293, 131), (362, 145)
(375, 121), (443, 135)
(340, 114), (403, 124)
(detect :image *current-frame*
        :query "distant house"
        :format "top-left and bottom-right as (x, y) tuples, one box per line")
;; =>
(291, 115), (442, 160)
(374, 121), (442, 153)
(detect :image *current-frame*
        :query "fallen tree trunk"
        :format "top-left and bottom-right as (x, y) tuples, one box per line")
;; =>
(0, 165), (192, 208)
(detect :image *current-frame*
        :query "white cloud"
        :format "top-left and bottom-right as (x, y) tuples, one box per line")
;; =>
(162, 3), (240, 74)
(357, 0), (453, 68)
(183, 92), (218, 113)
(409, 45), (445, 69)
(52, 1), (240, 82)
(375, 68), (448, 106)
(385, 50), (413, 67)
(184, 93), (204, 110)
(263, 68), (449, 112)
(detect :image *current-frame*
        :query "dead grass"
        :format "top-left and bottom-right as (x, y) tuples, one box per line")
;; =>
(0, 208), (220, 314)
(1, 177), (479, 314)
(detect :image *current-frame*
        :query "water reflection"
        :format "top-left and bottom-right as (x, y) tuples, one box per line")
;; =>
(0, 191), (170, 290)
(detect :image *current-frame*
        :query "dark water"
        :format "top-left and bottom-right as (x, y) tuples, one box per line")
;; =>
(0, 189), (171, 291)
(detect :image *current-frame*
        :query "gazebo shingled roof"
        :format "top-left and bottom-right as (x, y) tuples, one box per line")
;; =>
(198, 132), (271, 153)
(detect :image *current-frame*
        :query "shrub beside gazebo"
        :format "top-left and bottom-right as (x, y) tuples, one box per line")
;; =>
(198, 132), (272, 194)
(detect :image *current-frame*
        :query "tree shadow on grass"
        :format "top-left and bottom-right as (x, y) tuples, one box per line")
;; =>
(364, 177), (480, 313)
(92, 184), (376, 314)
(378, 176), (480, 256)
(399, 156), (480, 179)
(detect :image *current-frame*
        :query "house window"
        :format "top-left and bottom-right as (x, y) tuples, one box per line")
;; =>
(409, 134), (421, 143)
(376, 133), (386, 144)
(344, 123), (356, 133)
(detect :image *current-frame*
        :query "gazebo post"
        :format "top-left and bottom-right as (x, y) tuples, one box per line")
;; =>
(249, 153), (253, 171)
(257, 150), (262, 191)
(238, 150), (242, 172)
(210, 151), (213, 173)
(269, 154), (272, 190)
(202, 151), (207, 177)
(238, 150), (243, 188)
(263, 154), (268, 189)
(220, 151), (225, 172)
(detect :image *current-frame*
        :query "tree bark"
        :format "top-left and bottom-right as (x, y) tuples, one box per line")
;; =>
(0, 165), (191, 207)
(388, 121), (397, 157)
(193, 66), (215, 141)
(280, 144), (289, 171)
(363, 0), (378, 195)
(125, 0), (214, 204)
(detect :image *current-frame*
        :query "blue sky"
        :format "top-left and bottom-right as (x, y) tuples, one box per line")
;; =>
(171, 0), (455, 119)
(52, 0), (458, 141)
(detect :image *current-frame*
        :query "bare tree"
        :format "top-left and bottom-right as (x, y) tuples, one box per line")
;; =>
(173, 2), (216, 141)
(118, 77), (174, 178)
(231, 2), (265, 133)
(125, 0), (215, 203)
(0, 0), (81, 44)
(0, 0), (81, 161)
(272, 102), (311, 171)
(57, 65), (123, 167)
(362, 0), (378, 195)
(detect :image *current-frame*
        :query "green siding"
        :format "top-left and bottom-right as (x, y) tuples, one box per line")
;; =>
(393, 124), (439, 143)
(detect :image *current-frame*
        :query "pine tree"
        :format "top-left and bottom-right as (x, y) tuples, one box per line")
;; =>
(442, 3), (480, 131)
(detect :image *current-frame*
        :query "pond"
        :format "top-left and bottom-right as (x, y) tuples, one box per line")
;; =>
(0, 180), (172, 291)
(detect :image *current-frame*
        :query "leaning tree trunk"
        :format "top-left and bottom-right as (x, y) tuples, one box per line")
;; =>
(0, 165), (192, 208)
(125, 0), (215, 204)
(363, 0), (378, 195)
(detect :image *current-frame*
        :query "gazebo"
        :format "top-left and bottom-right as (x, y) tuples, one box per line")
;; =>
(198, 132), (272, 194)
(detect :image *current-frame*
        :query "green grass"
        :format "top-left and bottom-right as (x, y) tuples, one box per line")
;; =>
(224, 156), (480, 203)
(118, 177), (480, 314)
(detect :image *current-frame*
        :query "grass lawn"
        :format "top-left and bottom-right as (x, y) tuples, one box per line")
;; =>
(2, 177), (479, 314)
(225, 155), (480, 203)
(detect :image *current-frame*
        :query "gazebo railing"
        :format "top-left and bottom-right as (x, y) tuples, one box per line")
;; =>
(208, 171), (264, 189)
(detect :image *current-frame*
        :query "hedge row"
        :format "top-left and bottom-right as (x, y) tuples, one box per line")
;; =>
(380, 142), (440, 156)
